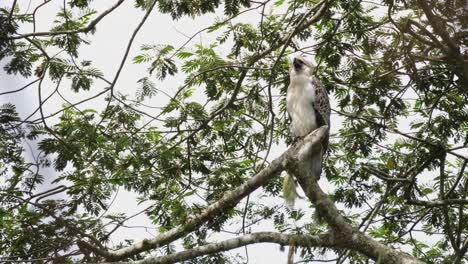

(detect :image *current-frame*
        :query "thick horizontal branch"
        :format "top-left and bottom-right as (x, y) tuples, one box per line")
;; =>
(79, 127), (330, 261)
(8, 0), (125, 40)
(100, 232), (336, 264)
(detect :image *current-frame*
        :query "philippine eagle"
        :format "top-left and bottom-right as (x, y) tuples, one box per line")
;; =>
(286, 54), (330, 181)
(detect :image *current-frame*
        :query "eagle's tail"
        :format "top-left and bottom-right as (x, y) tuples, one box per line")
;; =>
(310, 145), (323, 180)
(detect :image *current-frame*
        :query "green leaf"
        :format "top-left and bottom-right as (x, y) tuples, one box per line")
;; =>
(176, 51), (194, 59)
(387, 156), (396, 170)
(420, 187), (433, 196)
(274, 0), (285, 6)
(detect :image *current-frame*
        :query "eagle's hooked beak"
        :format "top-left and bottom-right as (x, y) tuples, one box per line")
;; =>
(293, 58), (302, 70)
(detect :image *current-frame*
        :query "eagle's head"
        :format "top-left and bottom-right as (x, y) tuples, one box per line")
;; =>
(290, 55), (315, 76)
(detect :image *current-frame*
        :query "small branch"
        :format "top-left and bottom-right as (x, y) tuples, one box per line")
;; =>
(94, 0), (158, 133)
(407, 199), (468, 207)
(0, 78), (40, 96)
(7, 0), (18, 22)
(446, 160), (467, 197)
(8, 0), (126, 40)
(362, 166), (411, 182)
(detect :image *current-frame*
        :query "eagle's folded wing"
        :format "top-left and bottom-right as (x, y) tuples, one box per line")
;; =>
(311, 78), (330, 151)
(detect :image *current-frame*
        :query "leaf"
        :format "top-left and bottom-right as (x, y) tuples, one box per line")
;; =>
(146, 130), (161, 143)
(176, 51), (194, 59)
(136, 77), (157, 101)
(420, 187), (433, 196)
(71, 74), (92, 91)
(387, 156), (396, 170)
(274, 0), (285, 6)
(213, 120), (225, 132)
(282, 174), (298, 208)
(133, 54), (152, 64)
(207, 20), (228, 33)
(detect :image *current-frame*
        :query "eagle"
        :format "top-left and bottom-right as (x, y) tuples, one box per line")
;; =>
(286, 54), (330, 180)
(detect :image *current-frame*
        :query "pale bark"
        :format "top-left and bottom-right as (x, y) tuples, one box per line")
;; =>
(98, 232), (336, 264)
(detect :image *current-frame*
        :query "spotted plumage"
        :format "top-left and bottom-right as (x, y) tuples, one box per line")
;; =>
(310, 76), (330, 151)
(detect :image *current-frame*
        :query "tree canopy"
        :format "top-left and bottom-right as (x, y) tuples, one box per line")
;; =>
(0, 0), (467, 263)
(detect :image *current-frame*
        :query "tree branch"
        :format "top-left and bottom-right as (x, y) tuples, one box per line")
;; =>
(98, 232), (336, 264)
(7, 0), (125, 40)
(407, 199), (468, 207)
(362, 165), (411, 182)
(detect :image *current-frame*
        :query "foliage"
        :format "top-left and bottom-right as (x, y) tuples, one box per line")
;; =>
(0, 0), (467, 263)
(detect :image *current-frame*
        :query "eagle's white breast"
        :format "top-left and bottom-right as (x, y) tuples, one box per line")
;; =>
(287, 74), (317, 137)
